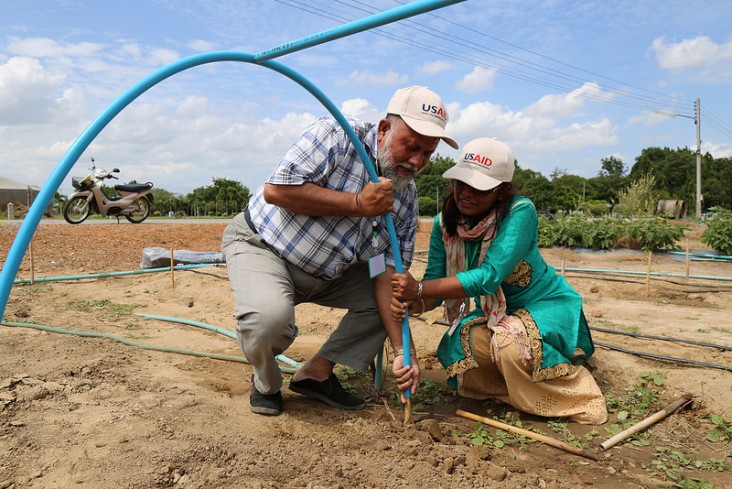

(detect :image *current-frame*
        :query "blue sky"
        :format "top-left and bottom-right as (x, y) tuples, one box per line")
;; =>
(2, 0), (731, 196)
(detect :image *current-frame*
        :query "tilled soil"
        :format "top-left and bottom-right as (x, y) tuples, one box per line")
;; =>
(1, 219), (731, 488)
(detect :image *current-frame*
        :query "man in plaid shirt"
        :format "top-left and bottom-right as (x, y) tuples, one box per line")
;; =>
(222, 86), (457, 415)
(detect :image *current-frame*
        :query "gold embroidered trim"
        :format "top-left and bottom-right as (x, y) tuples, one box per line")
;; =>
(444, 316), (483, 378)
(514, 308), (577, 382)
(505, 259), (532, 288)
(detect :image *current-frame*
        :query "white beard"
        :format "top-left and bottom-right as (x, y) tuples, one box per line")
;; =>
(378, 133), (416, 191)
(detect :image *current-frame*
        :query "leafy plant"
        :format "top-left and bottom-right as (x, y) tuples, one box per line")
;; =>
(624, 217), (689, 251)
(68, 298), (136, 318)
(467, 422), (493, 446)
(706, 414), (732, 443)
(547, 419), (585, 448)
(701, 206), (732, 255)
(464, 421), (531, 449)
(616, 172), (660, 217)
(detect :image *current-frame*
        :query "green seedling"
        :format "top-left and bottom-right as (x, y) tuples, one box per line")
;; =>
(706, 414), (732, 444)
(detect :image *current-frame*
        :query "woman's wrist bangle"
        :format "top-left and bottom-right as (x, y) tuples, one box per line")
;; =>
(417, 280), (423, 301)
(411, 298), (426, 317)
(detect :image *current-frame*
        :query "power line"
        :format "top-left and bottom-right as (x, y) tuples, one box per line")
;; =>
(276, 0), (729, 143)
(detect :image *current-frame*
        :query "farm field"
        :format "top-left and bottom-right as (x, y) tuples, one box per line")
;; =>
(1, 219), (730, 488)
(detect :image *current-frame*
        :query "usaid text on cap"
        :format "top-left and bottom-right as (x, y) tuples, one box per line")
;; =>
(422, 104), (448, 123)
(463, 153), (493, 167)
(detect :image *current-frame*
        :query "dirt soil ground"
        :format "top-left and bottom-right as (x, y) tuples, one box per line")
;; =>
(1, 219), (731, 489)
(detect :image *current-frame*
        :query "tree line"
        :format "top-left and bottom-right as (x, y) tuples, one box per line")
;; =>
(138, 145), (730, 219)
(416, 146), (732, 218)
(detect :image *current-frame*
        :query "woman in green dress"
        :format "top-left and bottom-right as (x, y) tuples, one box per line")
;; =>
(391, 137), (607, 424)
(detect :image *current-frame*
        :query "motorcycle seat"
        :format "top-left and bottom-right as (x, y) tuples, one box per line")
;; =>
(115, 182), (153, 193)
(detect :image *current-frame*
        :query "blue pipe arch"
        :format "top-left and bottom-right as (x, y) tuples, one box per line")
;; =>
(1, 1), (467, 395)
(0, 50), (403, 311)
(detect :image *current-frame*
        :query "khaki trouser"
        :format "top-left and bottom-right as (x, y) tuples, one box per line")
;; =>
(222, 213), (386, 395)
(460, 321), (608, 425)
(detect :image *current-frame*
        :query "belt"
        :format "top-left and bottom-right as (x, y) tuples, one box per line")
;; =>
(244, 208), (257, 234)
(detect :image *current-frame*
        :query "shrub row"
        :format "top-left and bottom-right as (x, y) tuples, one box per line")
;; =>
(538, 215), (689, 252)
(701, 207), (732, 255)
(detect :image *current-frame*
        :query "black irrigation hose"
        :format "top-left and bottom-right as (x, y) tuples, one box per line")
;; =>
(590, 326), (732, 351)
(594, 342), (732, 372)
(565, 272), (732, 293)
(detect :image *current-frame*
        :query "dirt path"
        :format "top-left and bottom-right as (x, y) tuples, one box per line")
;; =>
(1, 220), (730, 488)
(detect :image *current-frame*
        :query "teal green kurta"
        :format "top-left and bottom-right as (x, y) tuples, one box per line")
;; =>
(425, 196), (595, 385)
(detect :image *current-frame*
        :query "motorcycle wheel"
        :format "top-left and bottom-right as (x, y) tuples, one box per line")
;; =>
(125, 196), (152, 223)
(63, 196), (91, 224)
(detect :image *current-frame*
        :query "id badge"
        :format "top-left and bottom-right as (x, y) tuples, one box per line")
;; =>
(368, 253), (386, 278)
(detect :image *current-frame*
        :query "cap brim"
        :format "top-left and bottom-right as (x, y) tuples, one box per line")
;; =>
(400, 115), (458, 149)
(442, 166), (503, 191)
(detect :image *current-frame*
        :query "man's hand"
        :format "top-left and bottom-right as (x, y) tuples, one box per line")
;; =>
(392, 353), (420, 404)
(356, 177), (394, 216)
(390, 296), (420, 322)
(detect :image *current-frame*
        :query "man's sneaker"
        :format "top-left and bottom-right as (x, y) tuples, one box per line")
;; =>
(289, 373), (365, 410)
(249, 379), (283, 416)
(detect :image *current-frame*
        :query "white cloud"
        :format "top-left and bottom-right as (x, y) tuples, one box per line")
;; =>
(418, 60), (452, 75)
(448, 96), (617, 169)
(189, 40), (217, 52)
(454, 66), (497, 93)
(0, 57), (69, 124)
(628, 110), (692, 127)
(651, 35), (732, 82)
(704, 140), (732, 158)
(335, 70), (408, 87)
(340, 98), (379, 121)
(524, 82), (609, 119)
(7, 37), (104, 58)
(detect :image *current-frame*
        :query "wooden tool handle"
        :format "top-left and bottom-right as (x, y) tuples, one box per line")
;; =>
(456, 409), (598, 461)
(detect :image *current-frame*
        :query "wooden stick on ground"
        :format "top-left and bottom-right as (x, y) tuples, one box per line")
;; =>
(404, 398), (411, 424)
(456, 409), (598, 461)
(600, 394), (693, 451)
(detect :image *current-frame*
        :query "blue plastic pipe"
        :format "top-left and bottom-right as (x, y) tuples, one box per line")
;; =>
(1, 0), (467, 397)
(255, 0), (464, 62)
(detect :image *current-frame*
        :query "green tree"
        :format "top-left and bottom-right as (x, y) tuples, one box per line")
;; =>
(701, 155), (732, 209)
(590, 156), (629, 207)
(551, 172), (586, 212)
(185, 178), (250, 217)
(513, 164), (553, 211)
(629, 147), (696, 209)
(599, 155), (626, 178)
(151, 188), (182, 216)
(414, 153), (455, 213)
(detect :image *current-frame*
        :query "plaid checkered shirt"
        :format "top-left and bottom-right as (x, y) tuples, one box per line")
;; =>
(246, 117), (417, 280)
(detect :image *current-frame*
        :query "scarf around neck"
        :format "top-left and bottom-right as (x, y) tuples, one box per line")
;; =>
(442, 210), (507, 326)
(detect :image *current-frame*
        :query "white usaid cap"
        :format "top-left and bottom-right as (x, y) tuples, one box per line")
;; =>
(442, 137), (516, 191)
(386, 85), (458, 149)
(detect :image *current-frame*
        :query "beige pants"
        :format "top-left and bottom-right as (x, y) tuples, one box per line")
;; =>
(460, 320), (608, 425)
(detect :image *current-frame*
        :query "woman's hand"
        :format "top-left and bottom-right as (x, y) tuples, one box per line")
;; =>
(392, 353), (421, 404)
(391, 271), (418, 301)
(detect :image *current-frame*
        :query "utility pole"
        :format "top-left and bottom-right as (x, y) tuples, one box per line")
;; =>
(655, 100), (703, 219)
(695, 98), (702, 219)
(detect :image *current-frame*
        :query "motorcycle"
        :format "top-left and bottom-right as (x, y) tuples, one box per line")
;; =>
(63, 159), (154, 224)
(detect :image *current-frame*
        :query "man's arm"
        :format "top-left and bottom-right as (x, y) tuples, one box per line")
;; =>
(374, 267), (406, 351)
(263, 180), (394, 217)
(375, 267), (420, 399)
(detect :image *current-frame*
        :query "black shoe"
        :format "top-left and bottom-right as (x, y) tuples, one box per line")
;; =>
(249, 379), (283, 416)
(289, 374), (365, 410)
